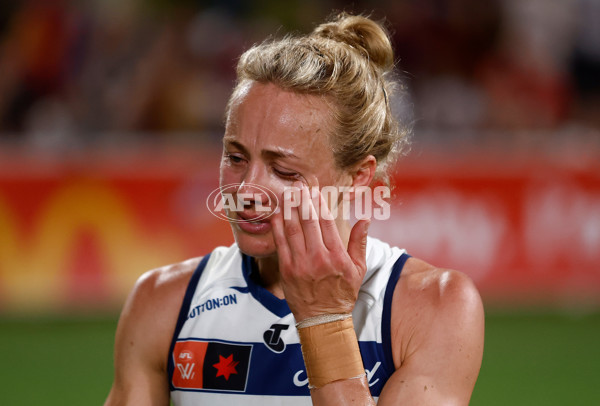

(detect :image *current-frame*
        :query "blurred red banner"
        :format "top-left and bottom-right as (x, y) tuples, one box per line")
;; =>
(0, 144), (598, 311)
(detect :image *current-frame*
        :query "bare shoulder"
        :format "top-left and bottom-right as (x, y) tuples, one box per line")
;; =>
(377, 257), (484, 404)
(115, 257), (203, 370)
(131, 257), (202, 310)
(390, 256), (484, 367)
(397, 256), (483, 312)
(106, 257), (202, 405)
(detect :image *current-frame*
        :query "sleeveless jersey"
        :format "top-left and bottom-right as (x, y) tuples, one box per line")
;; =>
(168, 236), (409, 405)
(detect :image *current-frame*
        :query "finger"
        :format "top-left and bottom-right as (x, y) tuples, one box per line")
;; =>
(347, 218), (371, 274)
(315, 186), (345, 252)
(299, 183), (325, 252)
(282, 184), (307, 256)
(270, 206), (292, 266)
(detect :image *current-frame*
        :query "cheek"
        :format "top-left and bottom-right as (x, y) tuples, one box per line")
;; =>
(257, 179), (288, 209)
(219, 163), (240, 186)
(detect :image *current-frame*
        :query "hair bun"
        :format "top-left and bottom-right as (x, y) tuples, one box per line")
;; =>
(312, 13), (394, 71)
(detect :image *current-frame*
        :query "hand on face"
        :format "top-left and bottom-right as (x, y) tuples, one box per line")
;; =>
(270, 181), (371, 322)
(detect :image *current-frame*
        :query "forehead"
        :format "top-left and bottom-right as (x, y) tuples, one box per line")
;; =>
(225, 81), (333, 145)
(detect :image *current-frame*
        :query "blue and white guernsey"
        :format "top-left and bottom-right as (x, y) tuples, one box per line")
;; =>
(168, 236), (409, 405)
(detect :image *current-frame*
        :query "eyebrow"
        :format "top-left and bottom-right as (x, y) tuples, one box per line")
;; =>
(262, 148), (299, 160)
(223, 139), (249, 155)
(223, 138), (299, 160)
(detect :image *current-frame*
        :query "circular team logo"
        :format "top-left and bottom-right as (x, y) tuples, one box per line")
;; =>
(206, 183), (278, 223)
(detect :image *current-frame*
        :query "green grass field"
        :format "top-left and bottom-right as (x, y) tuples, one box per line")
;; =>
(0, 310), (598, 405)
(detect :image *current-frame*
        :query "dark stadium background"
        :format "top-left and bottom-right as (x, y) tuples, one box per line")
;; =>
(0, 1), (598, 404)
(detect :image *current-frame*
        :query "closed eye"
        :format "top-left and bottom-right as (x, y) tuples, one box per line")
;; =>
(273, 166), (300, 180)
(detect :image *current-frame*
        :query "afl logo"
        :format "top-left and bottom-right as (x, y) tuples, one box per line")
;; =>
(206, 183), (278, 223)
(178, 350), (194, 362)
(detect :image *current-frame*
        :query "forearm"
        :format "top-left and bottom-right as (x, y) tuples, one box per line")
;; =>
(310, 376), (376, 405)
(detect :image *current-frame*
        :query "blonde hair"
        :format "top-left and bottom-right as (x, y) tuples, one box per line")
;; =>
(228, 13), (409, 185)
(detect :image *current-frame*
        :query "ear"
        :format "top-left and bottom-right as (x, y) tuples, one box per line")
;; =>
(350, 155), (377, 188)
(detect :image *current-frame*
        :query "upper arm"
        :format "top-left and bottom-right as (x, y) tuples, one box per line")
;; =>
(378, 264), (485, 406)
(105, 260), (198, 406)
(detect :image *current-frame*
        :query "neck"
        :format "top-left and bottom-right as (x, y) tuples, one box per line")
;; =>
(255, 255), (284, 298)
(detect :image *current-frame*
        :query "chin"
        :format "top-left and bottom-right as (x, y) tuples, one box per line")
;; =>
(231, 226), (277, 258)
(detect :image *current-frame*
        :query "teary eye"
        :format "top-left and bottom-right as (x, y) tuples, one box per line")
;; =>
(273, 167), (299, 179)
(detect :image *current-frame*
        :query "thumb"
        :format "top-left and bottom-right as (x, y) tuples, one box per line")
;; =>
(347, 218), (371, 271)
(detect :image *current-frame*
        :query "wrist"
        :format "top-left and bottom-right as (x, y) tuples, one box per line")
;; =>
(295, 313), (351, 329)
(297, 315), (366, 389)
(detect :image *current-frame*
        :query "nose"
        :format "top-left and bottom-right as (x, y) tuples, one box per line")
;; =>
(237, 167), (271, 210)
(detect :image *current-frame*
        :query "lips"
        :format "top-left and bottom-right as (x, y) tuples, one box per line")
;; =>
(237, 210), (271, 223)
(234, 210), (273, 234)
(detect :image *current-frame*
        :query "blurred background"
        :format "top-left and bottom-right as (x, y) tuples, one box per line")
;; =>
(0, 0), (598, 404)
